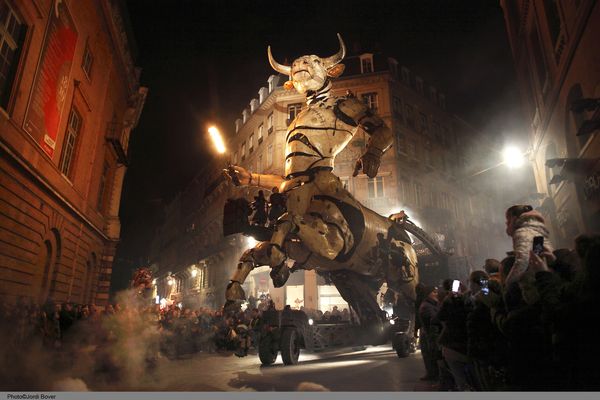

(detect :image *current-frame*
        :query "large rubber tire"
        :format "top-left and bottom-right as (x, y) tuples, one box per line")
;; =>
(280, 328), (301, 365)
(258, 336), (278, 366)
(395, 337), (410, 358)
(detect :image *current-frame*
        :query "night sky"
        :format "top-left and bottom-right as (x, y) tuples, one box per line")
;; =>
(111, 0), (528, 292)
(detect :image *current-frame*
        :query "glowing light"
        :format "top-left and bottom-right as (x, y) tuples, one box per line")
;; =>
(168, 278), (174, 286)
(246, 236), (258, 248)
(208, 126), (226, 154)
(191, 268), (198, 278)
(502, 146), (525, 169)
(389, 319), (395, 325)
(152, 279), (157, 285)
(155, 295), (160, 304)
(177, 302), (183, 309)
(159, 298), (167, 309)
(308, 318), (314, 326)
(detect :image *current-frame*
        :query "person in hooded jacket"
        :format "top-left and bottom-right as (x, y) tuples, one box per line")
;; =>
(504, 205), (553, 287)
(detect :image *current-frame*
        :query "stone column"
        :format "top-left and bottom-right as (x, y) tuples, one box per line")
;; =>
(304, 270), (318, 310)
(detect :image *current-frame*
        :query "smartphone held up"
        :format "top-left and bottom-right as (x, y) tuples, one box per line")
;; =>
(533, 236), (544, 256)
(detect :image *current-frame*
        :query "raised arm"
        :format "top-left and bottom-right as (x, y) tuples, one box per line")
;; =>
(335, 95), (394, 178)
(224, 165), (285, 190)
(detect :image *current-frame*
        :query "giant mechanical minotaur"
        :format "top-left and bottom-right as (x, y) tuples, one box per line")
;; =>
(224, 34), (422, 337)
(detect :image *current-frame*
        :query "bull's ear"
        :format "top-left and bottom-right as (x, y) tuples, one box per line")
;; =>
(327, 64), (345, 78)
(283, 80), (294, 90)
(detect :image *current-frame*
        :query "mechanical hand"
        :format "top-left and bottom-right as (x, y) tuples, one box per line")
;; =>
(223, 164), (252, 186)
(353, 148), (382, 178)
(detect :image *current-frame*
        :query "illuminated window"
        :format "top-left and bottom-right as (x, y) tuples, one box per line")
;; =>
(258, 123), (263, 143)
(287, 103), (302, 123)
(0, 0), (26, 109)
(368, 176), (384, 198)
(362, 92), (378, 113)
(267, 144), (273, 165)
(82, 42), (93, 79)
(249, 133), (254, 153)
(241, 142), (246, 159)
(360, 54), (373, 74)
(267, 112), (273, 134)
(59, 107), (83, 178)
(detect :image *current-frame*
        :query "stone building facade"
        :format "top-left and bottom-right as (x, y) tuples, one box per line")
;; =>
(150, 52), (515, 311)
(0, 0), (146, 304)
(501, 0), (600, 245)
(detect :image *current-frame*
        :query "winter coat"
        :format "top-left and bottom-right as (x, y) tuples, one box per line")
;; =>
(418, 297), (440, 336)
(467, 298), (508, 367)
(436, 294), (471, 355)
(506, 210), (553, 286)
(489, 300), (555, 390)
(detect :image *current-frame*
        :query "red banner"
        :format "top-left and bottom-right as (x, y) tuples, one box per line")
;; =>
(23, 1), (78, 159)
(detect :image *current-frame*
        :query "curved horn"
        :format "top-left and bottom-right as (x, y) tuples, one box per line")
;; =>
(322, 33), (346, 68)
(267, 46), (291, 76)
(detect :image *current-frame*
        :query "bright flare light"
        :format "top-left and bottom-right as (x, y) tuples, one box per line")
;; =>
(308, 318), (314, 326)
(191, 268), (198, 278)
(502, 146), (525, 169)
(208, 126), (226, 154)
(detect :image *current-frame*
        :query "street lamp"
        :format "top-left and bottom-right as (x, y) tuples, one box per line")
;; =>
(208, 126), (226, 154)
(468, 145), (529, 177)
(502, 146), (525, 169)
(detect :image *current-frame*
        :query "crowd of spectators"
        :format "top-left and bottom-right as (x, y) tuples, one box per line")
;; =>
(416, 204), (600, 391)
(0, 286), (355, 387)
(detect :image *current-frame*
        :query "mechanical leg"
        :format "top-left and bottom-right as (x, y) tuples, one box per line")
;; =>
(225, 242), (271, 305)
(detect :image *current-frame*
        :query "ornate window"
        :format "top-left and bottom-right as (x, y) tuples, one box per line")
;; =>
(59, 107), (83, 178)
(267, 112), (273, 134)
(0, 0), (26, 109)
(360, 53), (374, 74)
(368, 176), (384, 198)
(267, 144), (273, 166)
(82, 42), (93, 79)
(362, 92), (378, 113)
(287, 103), (302, 124)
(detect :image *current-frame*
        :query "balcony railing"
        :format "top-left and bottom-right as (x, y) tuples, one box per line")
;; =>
(105, 120), (129, 165)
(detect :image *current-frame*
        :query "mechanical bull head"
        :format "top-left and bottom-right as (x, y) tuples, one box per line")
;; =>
(268, 33), (346, 94)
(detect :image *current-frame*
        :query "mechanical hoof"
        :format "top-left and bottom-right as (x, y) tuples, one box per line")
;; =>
(269, 244), (287, 269)
(225, 281), (246, 301)
(270, 263), (290, 288)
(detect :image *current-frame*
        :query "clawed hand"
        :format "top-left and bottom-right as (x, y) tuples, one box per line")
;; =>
(353, 151), (381, 178)
(223, 165), (252, 186)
